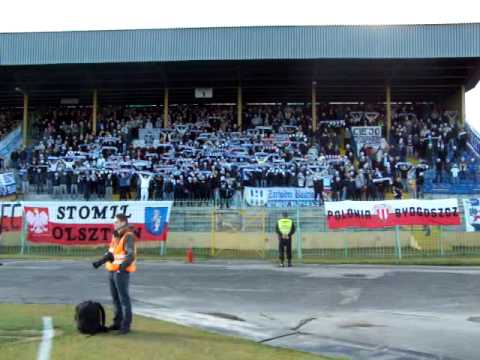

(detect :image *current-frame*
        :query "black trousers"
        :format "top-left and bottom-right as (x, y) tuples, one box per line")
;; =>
(314, 190), (324, 205)
(119, 186), (129, 200)
(278, 237), (292, 263)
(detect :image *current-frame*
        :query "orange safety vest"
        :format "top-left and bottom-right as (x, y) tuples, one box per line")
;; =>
(105, 230), (137, 273)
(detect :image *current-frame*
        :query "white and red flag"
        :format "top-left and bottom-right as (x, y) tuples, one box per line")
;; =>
(325, 199), (460, 229)
(23, 201), (173, 245)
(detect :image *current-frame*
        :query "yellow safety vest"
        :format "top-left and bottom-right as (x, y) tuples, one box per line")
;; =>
(105, 231), (137, 273)
(277, 218), (293, 237)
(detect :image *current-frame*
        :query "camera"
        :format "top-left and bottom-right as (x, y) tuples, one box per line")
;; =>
(92, 252), (114, 269)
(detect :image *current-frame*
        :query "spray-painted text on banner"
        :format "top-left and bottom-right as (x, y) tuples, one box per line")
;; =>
(325, 199), (460, 229)
(23, 201), (173, 245)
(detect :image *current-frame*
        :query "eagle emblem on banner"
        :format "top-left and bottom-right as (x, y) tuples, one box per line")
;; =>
(25, 207), (49, 234)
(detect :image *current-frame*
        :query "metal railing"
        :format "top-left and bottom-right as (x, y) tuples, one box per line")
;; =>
(466, 122), (480, 157)
(1, 201), (479, 261)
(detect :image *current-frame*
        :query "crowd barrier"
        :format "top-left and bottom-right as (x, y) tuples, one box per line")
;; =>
(1, 199), (479, 261)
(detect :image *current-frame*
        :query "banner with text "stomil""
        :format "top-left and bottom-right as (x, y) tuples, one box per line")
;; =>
(325, 199), (460, 229)
(23, 201), (173, 245)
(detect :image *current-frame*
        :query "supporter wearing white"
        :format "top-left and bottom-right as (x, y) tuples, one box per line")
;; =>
(96, 155), (106, 169)
(305, 171), (314, 188)
(139, 172), (153, 201)
(297, 172), (305, 187)
(451, 164), (460, 184)
(66, 147), (75, 157)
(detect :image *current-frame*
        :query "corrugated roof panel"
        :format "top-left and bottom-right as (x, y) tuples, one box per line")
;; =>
(0, 24), (479, 65)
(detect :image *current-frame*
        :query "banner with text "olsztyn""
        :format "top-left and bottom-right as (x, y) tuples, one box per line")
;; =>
(325, 199), (460, 229)
(23, 201), (173, 245)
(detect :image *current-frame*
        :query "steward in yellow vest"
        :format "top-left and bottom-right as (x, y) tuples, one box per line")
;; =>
(276, 211), (296, 267)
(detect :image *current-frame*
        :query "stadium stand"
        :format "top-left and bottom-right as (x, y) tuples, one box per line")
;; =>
(9, 101), (476, 204)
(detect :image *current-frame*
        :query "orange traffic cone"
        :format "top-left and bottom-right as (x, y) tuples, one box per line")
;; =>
(186, 247), (194, 263)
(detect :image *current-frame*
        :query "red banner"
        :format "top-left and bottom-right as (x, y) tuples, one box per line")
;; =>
(0, 202), (22, 232)
(325, 199), (460, 229)
(23, 201), (172, 245)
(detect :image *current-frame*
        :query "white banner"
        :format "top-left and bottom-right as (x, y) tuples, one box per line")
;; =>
(244, 187), (321, 208)
(463, 199), (480, 232)
(351, 126), (382, 154)
(23, 201), (173, 244)
(138, 128), (162, 145)
(195, 88), (213, 98)
(318, 120), (345, 127)
(364, 112), (379, 123)
(349, 112), (364, 123)
(0, 172), (16, 196)
(325, 199), (460, 229)
(445, 110), (458, 123)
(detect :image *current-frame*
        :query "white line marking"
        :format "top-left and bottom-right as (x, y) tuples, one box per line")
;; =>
(37, 316), (54, 360)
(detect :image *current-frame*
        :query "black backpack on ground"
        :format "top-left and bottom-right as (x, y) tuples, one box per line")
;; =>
(75, 301), (108, 335)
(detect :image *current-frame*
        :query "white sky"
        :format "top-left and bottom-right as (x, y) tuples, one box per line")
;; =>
(2, 0), (480, 129)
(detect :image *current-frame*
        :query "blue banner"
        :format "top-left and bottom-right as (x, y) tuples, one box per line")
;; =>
(0, 127), (22, 159)
(244, 187), (322, 208)
(0, 172), (16, 196)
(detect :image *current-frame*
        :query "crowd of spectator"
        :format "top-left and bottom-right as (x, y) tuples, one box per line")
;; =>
(3, 102), (478, 205)
(389, 105), (479, 188)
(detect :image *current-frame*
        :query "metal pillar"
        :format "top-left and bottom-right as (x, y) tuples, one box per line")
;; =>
(460, 85), (466, 127)
(22, 95), (29, 145)
(386, 84), (392, 140)
(237, 85), (243, 131)
(296, 207), (303, 260)
(92, 89), (98, 135)
(312, 83), (317, 132)
(395, 225), (402, 260)
(163, 88), (169, 128)
(237, 85), (242, 130)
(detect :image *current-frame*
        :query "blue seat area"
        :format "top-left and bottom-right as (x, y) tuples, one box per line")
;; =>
(424, 169), (480, 194)
(424, 181), (480, 194)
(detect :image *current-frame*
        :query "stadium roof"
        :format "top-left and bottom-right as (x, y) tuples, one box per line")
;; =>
(1, 24), (480, 65)
(0, 24), (480, 106)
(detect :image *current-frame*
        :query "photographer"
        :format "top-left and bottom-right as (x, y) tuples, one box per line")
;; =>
(92, 214), (137, 335)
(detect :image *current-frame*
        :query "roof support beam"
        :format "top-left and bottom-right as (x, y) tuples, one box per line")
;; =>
(386, 84), (392, 141)
(312, 82), (317, 132)
(163, 88), (169, 128)
(92, 89), (98, 135)
(237, 84), (242, 130)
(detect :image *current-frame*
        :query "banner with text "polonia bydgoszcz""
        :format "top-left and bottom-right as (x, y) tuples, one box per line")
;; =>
(325, 199), (460, 229)
(23, 201), (173, 245)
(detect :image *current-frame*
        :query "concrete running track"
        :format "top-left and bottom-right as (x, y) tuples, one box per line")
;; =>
(1, 259), (480, 360)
